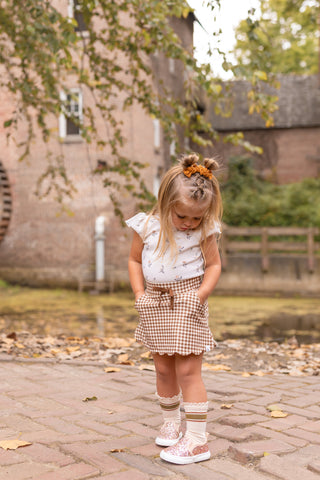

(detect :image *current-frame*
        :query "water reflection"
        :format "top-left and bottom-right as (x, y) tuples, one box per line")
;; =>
(0, 287), (319, 344)
(96, 308), (105, 337)
(255, 313), (320, 344)
(1, 309), (319, 344)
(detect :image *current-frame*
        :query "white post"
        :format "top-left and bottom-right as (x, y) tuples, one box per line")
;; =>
(95, 216), (105, 283)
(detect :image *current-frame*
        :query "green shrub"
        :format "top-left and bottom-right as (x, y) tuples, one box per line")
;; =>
(0, 279), (9, 288)
(221, 156), (320, 228)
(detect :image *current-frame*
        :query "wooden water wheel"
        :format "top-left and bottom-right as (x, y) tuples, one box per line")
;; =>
(0, 162), (12, 243)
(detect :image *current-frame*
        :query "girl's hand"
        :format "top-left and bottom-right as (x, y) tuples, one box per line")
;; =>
(196, 290), (206, 305)
(135, 291), (145, 301)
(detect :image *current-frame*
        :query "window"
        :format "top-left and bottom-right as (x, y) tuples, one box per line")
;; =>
(169, 124), (176, 157)
(169, 58), (175, 74)
(153, 118), (161, 151)
(59, 89), (83, 139)
(68, 0), (87, 32)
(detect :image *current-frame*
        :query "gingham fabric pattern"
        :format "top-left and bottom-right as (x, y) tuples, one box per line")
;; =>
(134, 276), (217, 356)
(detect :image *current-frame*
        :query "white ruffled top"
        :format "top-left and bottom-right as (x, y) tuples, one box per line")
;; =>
(126, 212), (220, 283)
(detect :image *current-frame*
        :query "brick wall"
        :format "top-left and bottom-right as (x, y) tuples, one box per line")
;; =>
(208, 127), (320, 184)
(0, 6), (193, 288)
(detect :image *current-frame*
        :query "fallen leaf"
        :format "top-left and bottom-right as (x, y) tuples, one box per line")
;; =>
(242, 372), (252, 377)
(50, 349), (61, 355)
(140, 351), (152, 359)
(15, 343), (25, 349)
(220, 404), (234, 409)
(110, 448), (125, 453)
(271, 410), (288, 418)
(212, 364), (232, 371)
(7, 332), (17, 340)
(301, 364), (313, 371)
(115, 351), (136, 366)
(214, 353), (230, 360)
(289, 369), (305, 377)
(82, 396), (98, 402)
(66, 346), (80, 354)
(203, 363), (232, 372)
(0, 439), (31, 450)
(292, 349), (306, 358)
(138, 364), (155, 371)
(103, 338), (135, 349)
(118, 359), (135, 366)
(118, 353), (129, 363)
(267, 404), (282, 412)
(104, 367), (121, 373)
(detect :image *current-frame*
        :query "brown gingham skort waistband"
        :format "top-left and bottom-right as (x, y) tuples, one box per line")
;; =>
(145, 276), (202, 310)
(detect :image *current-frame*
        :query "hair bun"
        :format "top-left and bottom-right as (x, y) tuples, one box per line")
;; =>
(180, 153), (199, 169)
(204, 157), (219, 172)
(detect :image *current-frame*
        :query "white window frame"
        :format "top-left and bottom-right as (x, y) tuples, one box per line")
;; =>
(169, 124), (176, 157)
(59, 88), (83, 139)
(153, 118), (161, 151)
(169, 58), (175, 75)
(68, 0), (88, 33)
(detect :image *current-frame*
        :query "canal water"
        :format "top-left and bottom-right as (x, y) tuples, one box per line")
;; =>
(0, 285), (319, 344)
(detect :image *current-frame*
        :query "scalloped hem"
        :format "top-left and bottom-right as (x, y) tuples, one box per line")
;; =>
(135, 340), (217, 357)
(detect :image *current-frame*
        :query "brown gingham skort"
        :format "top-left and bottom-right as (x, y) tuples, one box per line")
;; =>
(134, 276), (217, 356)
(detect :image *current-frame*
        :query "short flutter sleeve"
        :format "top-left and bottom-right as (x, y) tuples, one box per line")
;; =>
(208, 221), (221, 236)
(125, 212), (148, 238)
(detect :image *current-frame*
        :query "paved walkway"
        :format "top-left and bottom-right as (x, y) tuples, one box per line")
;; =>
(0, 359), (319, 480)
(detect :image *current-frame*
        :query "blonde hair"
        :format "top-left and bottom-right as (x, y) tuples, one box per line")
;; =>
(149, 153), (223, 258)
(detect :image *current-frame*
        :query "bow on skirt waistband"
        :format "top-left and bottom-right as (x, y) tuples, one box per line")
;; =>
(152, 286), (174, 310)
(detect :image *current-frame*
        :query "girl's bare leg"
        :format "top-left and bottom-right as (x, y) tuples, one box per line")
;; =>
(175, 353), (207, 402)
(153, 353), (180, 397)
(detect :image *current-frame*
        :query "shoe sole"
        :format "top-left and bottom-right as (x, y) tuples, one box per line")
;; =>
(155, 432), (182, 447)
(160, 449), (210, 464)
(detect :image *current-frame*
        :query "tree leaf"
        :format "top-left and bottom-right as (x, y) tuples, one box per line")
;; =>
(0, 439), (32, 450)
(82, 396), (98, 402)
(267, 404), (282, 412)
(203, 363), (232, 372)
(0, 0), (278, 216)
(254, 70), (268, 81)
(270, 410), (288, 418)
(140, 351), (152, 359)
(138, 364), (155, 371)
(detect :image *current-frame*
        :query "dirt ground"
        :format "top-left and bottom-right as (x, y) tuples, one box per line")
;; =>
(1, 331), (319, 378)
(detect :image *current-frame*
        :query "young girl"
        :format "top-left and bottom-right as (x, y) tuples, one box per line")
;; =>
(126, 153), (222, 465)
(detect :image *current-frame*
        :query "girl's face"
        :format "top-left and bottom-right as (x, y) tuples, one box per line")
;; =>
(171, 197), (209, 232)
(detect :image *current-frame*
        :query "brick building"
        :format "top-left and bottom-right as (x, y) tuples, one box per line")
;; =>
(209, 74), (320, 183)
(0, 2), (194, 288)
(0, 3), (319, 290)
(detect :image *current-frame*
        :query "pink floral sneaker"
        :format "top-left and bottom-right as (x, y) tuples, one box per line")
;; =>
(155, 421), (182, 447)
(160, 435), (210, 464)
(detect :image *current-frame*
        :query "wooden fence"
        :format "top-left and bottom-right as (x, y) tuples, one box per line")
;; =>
(220, 226), (320, 273)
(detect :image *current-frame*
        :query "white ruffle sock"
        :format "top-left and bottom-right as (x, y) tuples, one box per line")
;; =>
(156, 392), (181, 427)
(183, 401), (209, 447)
